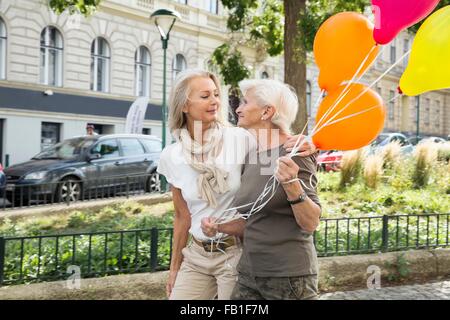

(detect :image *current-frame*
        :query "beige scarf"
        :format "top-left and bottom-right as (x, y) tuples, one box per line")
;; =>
(176, 123), (230, 208)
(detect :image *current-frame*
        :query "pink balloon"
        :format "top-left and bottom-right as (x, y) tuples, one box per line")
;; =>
(372, 0), (441, 44)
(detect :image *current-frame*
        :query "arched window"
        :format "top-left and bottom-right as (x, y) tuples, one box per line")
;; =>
(306, 80), (312, 117)
(40, 26), (63, 86)
(210, 0), (219, 14)
(261, 71), (269, 79)
(91, 37), (110, 92)
(135, 46), (151, 97)
(172, 54), (187, 80)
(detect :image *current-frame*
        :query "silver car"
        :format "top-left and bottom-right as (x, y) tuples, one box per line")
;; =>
(369, 133), (414, 155)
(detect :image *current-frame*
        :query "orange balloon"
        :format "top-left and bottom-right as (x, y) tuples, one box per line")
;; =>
(313, 12), (379, 92)
(312, 84), (386, 151)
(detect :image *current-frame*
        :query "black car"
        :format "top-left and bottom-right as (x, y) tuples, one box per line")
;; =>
(4, 134), (162, 206)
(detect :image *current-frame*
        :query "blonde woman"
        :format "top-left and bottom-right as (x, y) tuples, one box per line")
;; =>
(202, 79), (322, 300)
(157, 69), (315, 300)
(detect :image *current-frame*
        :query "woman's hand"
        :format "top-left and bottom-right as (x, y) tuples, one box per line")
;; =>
(166, 269), (178, 298)
(284, 135), (317, 157)
(201, 217), (219, 238)
(275, 156), (301, 186)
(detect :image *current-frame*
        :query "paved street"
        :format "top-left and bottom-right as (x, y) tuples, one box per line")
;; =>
(320, 281), (450, 300)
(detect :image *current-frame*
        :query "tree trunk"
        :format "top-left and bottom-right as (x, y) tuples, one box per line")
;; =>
(284, 0), (307, 135)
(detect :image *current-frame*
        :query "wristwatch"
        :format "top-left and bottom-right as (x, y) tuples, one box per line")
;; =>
(287, 191), (307, 205)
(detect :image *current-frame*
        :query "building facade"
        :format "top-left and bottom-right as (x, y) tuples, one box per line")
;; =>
(0, 0), (448, 166)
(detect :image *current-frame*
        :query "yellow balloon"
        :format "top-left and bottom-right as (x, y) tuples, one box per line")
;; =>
(400, 6), (450, 96)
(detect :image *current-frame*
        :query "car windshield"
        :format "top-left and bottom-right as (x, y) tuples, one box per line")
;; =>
(372, 134), (390, 146)
(33, 138), (95, 160)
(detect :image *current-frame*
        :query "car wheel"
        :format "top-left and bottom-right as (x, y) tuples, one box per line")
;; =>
(146, 172), (161, 193)
(57, 177), (82, 203)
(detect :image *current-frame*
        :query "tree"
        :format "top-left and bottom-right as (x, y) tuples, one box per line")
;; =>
(48, 0), (101, 16)
(217, 0), (369, 131)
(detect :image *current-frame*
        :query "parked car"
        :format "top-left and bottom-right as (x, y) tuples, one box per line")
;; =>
(4, 134), (162, 206)
(407, 136), (423, 146)
(369, 133), (414, 155)
(418, 136), (447, 145)
(317, 150), (343, 172)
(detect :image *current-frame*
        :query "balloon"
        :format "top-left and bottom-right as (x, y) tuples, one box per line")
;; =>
(312, 84), (386, 151)
(372, 0), (440, 45)
(313, 12), (379, 93)
(399, 6), (450, 96)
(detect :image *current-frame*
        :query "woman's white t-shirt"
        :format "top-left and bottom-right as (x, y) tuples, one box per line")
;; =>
(157, 126), (257, 241)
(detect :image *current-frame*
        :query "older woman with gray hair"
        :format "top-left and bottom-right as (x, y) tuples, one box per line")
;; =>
(202, 79), (322, 300)
(157, 70), (316, 300)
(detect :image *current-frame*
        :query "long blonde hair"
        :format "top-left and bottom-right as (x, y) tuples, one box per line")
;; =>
(168, 68), (227, 133)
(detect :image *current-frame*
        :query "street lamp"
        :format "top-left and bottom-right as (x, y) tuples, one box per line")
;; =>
(150, 9), (180, 192)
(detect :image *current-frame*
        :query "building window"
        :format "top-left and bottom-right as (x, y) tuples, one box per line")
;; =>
(135, 46), (151, 97)
(376, 86), (382, 96)
(388, 90), (395, 121)
(91, 37), (110, 92)
(306, 80), (312, 117)
(0, 18), (6, 80)
(435, 101), (441, 129)
(403, 39), (410, 67)
(210, 0), (219, 14)
(424, 98), (430, 126)
(40, 26), (63, 86)
(261, 71), (269, 79)
(41, 122), (61, 151)
(174, 0), (188, 4)
(142, 128), (151, 135)
(390, 39), (396, 64)
(172, 54), (187, 81)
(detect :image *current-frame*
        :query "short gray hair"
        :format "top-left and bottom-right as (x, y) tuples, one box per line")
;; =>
(239, 79), (298, 134)
(168, 68), (225, 132)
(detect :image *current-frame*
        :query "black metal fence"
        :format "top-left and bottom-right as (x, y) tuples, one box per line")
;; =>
(0, 173), (161, 211)
(0, 227), (173, 286)
(0, 213), (449, 286)
(314, 213), (450, 256)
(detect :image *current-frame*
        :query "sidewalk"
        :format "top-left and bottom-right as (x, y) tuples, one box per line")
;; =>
(320, 281), (450, 300)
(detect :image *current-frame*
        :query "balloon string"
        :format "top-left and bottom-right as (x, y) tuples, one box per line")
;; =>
(289, 117), (313, 157)
(312, 44), (379, 135)
(320, 93), (402, 129)
(312, 49), (411, 137)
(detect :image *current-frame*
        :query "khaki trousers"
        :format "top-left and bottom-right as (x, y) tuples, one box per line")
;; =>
(169, 240), (242, 300)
